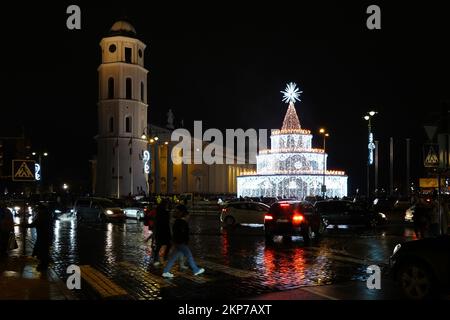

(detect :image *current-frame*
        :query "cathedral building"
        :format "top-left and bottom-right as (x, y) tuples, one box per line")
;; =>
(94, 20), (253, 197)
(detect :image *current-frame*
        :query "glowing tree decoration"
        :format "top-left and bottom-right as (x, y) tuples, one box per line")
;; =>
(281, 82), (303, 104)
(237, 83), (348, 199)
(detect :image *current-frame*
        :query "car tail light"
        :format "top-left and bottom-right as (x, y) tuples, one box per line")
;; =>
(222, 208), (228, 214)
(292, 213), (304, 223)
(264, 214), (274, 221)
(280, 203), (290, 208)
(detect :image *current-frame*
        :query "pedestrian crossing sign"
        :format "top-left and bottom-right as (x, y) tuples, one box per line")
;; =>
(12, 160), (36, 181)
(424, 144), (439, 167)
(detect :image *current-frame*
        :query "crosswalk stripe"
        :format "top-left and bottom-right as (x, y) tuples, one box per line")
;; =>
(118, 261), (175, 288)
(83, 266), (127, 296)
(80, 265), (128, 298)
(171, 270), (213, 284)
(197, 259), (257, 278)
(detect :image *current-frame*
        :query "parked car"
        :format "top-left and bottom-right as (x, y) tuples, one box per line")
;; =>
(390, 235), (450, 299)
(264, 201), (323, 242)
(372, 198), (394, 213)
(315, 200), (387, 228)
(108, 198), (145, 220)
(74, 197), (126, 222)
(220, 202), (270, 226)
(260, 197), (278, 206)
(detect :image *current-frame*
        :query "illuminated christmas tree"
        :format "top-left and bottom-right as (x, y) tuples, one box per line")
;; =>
(282, 102), (302, 131)
(237, 82), (348, 199)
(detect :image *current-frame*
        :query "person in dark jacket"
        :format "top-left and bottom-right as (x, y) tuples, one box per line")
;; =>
(162, 205), (204, 278)
(0, 203), (14, 259)
(24, 204), (54, 270)
(413, 197), (431, 239)
(152, 199), (172, 266)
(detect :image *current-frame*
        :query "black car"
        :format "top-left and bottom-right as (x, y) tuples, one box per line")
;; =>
(264, 201), (323, 242)
(390, 235), (450, 299)
(314, 200), (387, 228)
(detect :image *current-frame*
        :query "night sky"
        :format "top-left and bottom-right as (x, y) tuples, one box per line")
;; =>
(1, 1), (450, 194)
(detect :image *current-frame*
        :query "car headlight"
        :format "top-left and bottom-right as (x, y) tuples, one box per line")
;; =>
(14, 206), (20, 212)
(106, 210), (114, 215)
(379, 213), (386, 219)
(393, 244), (401, 255)
(54, 210), (62, 214)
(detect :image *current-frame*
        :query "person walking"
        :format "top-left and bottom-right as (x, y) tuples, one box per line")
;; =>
(143, 204), (157, 244)
(152, 199), (172, 266)
(413, 197), (431, 239)
(0, 203), (14, 259)
(162, 205), (204, 278)
(23, 204), (54, 271)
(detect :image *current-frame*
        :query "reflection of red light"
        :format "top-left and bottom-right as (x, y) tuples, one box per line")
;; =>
(292, 213), (304, 223)
(264, 214), (273, 221)
(221, 232), (229, 258)
(293, 248), (306, 279)
(280, 203), (290, 208)
(263, 248), (276, 280)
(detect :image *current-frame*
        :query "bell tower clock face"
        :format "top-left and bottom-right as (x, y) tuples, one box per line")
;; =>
(109, 44), (117, 53)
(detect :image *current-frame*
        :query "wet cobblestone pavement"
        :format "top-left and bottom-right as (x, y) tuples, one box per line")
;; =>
(11, 215), (415, 300)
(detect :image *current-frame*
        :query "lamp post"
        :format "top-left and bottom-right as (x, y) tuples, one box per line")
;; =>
(31, 151), (48, 193)
(319, 129), (329, 199)
(363, 111), (377, 198)
(142, 132), (160, 195)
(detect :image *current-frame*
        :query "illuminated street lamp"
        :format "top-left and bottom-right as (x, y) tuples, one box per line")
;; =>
(363, 111), (377, 197)
(319, 129), (329, 198)
(31, 151), (48, 181)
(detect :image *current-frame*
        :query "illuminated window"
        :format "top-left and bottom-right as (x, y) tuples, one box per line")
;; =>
(108, 77), (114, 99)
(126, 78), (132, 99)
(125, 116), (132, 133)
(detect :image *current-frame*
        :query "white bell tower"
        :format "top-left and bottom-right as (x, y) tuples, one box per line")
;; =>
(96, 20), (149, 197)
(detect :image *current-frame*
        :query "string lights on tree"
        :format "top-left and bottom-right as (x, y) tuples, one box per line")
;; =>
(237, 82), (348, 199)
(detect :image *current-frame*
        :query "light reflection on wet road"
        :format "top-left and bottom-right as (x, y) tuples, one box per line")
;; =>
(14, 215), (415, 299)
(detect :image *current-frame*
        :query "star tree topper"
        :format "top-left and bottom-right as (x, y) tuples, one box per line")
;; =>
(281, 82), (303, 104)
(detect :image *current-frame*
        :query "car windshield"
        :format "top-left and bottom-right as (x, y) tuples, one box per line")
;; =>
(96, 199), (115, 208)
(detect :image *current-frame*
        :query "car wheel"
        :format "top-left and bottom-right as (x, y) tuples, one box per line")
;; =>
(224, 216), (236, 227)
(301, 225), (313, 242)
(398, 263), (434, 300)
